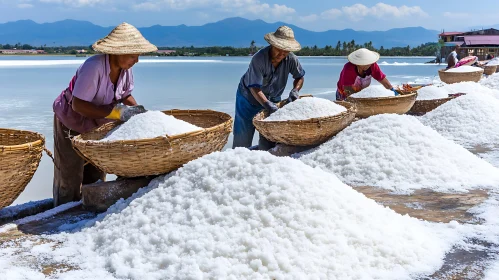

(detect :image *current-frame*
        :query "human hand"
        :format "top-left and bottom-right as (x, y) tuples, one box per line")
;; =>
(263, 100), (278, 115)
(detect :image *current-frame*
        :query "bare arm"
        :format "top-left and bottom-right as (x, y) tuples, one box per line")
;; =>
(72, 97), (113, 119)
(293, 76), (304, 91)
(122, 95), (138, 106)
(249, 87), (270, 106)
(379, 77), (393, 90)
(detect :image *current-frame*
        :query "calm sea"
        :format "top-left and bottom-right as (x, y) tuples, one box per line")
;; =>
(0, 55), (442, 204)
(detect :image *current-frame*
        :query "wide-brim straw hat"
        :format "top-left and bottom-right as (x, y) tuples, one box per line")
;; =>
(264, 26), (301, 52)
(92, 22), (158, 55)
(348, 48), (380, 65)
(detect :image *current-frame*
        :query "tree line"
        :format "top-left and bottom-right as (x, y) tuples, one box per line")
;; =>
(0, 41), (440, 57)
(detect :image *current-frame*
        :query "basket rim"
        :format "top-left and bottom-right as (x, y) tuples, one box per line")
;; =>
(347, 91), (417, 101)
(0, 128), (45, 151)
(253, 100), (355, 124)
(438, 68), (484, 74)
(72, 109), (232, 146)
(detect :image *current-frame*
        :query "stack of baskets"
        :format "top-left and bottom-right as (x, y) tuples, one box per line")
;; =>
(252, 97), (356, 146)
(72, 110), (232, 178)
(346, 92), (417, 118)
(0, 128), (45, 208)
(438, 68), (483, 84)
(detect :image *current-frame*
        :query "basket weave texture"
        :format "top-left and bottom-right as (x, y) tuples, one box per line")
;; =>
(253, 99), (356, 146)
(0, 128), (45, 209)
(484, 65), (497, 75)
(407, 95), (457, 115)
(438, 68), (483, 84)
(346, 92), (417, 118)
(72, 110), (232, 178)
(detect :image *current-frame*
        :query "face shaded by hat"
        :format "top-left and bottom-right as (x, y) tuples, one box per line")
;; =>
(264, 26), (302, 52)
(348, 48), (380, 67)
(92, 22), (158, 55)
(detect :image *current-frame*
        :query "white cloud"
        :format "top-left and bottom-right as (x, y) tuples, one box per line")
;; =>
(299, 14), (319, 22)
(370, 3), (427, 18)
(443, 12), (471, 19)
(17, 3), (34, 8)
(320, 8), (342, 20)
(39, 0), (106, 7)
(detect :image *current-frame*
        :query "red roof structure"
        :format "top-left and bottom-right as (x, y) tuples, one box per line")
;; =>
(463, 35), (499, 45)
(439, 32), (463, 36)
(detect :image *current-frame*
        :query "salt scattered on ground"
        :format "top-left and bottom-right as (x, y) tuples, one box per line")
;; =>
(420, 93), (499, 149)
(265, 97), (346, 121)
(101, 111), (202, 141)
(0, 149), (466, 279)
(416, 86), (449, 100)
(297, 114), (499, 193)
(350, 85), (395, 98)
(446, 65), (483, 73)
(481, 73), (499, 91)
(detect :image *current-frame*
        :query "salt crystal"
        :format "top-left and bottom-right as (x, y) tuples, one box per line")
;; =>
(420, 93), (499, 149)
(2, 149), (465, 279)
(416, 86), (449, 100)
(350, 85), (395, 98)
(298, 114), (499, 193)
(446, 65), (483, 73)
(100, 111), (202, 141)
(264, 97), (346, 121)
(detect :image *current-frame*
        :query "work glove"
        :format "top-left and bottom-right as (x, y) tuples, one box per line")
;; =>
(287, 88), (300, 103)
(263, 100), (278, 115)
(391, 88), (399, 96)
(106, 104), (147, 122)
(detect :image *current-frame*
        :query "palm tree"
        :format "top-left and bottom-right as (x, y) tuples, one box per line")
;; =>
(250, 40), (256, 55)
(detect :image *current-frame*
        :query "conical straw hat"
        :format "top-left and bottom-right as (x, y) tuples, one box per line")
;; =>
(92, 22), (158, 55)
(347, 48), (380, 65)
(264, 26), (301, 52)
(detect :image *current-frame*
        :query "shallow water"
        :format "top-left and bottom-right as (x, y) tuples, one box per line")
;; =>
(0, 55), (441, 204)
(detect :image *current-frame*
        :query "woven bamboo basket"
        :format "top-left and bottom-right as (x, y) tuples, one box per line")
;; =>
(484, 65), (497, 75)
(72, 110), (232, 178)
(346, 92), (417, 119)
(438, 68), (483, 84)
(0, 129), (45, 209)
(252, 99), (356, 146)
(407, 94), (460, 115)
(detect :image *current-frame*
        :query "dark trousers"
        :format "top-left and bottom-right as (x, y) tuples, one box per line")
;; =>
(53, 115), (105, 206)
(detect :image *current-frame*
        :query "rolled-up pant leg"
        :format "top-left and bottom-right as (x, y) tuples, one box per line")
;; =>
(53, 115), (104, 206)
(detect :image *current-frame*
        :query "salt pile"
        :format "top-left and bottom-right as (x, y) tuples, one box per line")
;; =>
(486, 57), (499, 66)
(350, 85), (395, 98)
(416, 86), (449, 100)
(298, 114), (499, 193)
(446, 65), (483, 73)
(0, 149), (465, 279)
(442, 81), (499, 99)
(264, 97), (346, 121)
(101, 111), (202, 141)
(480, 73), (499, 91)
(420, 93), (499, 149)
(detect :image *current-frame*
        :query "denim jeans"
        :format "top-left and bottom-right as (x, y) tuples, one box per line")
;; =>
(233, 90), (277, 150)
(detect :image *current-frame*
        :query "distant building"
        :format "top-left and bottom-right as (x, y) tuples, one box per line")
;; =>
(439, 28), (499, 61)
(0, 49), (45, 54)
(156, 50), (176, 55)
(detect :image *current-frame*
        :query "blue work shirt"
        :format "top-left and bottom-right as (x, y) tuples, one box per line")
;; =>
(238, 46), (305, 105)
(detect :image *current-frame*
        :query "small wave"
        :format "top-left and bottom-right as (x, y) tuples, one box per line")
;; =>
(0, 59), (226, 67)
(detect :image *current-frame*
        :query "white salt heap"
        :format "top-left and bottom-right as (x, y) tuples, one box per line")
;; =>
(101, 111), (202, 141)
(486, 57), (499, 66)
(420, 93), (499, 149)
(480, 73), (499, 91)
(298, 114), (499, 193)
(446, 65), (483, 73)
(265, 97), (346, 121)
(442, 81), (499, 99)
(350, 85), (395, 98)
(416, 85), (449, 100)
(0, 149), (466, 279)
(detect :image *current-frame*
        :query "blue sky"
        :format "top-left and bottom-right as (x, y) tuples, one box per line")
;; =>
(0, 0), (498, 31)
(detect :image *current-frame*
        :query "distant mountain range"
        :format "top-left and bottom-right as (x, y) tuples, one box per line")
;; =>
(0, 17), (441, 48)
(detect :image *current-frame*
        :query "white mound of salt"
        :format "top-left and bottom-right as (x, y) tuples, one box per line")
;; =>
(481, 73), (499, 91)
(486, 57), (499, 66)
(265, 97), (346, 121)
(350, 85), (395, 98)
(101, 111), (202, 141)
(446, 65), (483, 73)
(441, 81), (499, 99)
(6, 149), (464, 279)
(298, 114), (499, 193)
(420, 93), (499, 148)
(416, 86), (449, 100)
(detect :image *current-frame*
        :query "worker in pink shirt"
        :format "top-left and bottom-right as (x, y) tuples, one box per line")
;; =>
(336, 48), (396, 100)
(52, 23), (157, 206)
